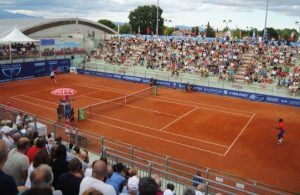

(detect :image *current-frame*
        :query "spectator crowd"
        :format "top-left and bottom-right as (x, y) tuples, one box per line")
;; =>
(0, 111), (213, 195)
(92, 36), (300, 95)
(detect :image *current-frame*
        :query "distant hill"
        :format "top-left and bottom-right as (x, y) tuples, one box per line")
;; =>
(113, 21), (125, 26)
(0, 10), (42, 19)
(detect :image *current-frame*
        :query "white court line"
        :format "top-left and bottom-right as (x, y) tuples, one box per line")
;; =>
(11, 97), (54, 111)
(87, 118), (225, 156)
(75, 83), (254, 115)
(77, 83), (196, 109)
(21, 95), (58, 105)
(159, 107), (199, 131)
(90, 112), (159, 131)
(11, 96), (229, 148)
(90, 112), (228, 148)
(75, 83), (129, 94)
(223, 113), (256, 156)
(82, 95), (181, 118)
(73, 91), (103, 99)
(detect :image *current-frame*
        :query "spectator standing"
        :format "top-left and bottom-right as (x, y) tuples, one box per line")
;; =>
(151, 174), (163, 195)
(29, 164), (62, 195)
(25, 150), (50, 188)
(0, 140), (18, 195)
(138, 177), (158, 195)
(50, 144), (69, 189)
(56, 157), (83, 195)
(163, 183), (175, 195)
(3, 137), (30, 185)
(79, 160), (116, 195)
(106, 162), (126, 194)
(26, 138), (46, 163)
(193, 171), (203, 187)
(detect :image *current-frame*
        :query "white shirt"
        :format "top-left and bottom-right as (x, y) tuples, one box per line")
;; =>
(79, 176), (116, 195)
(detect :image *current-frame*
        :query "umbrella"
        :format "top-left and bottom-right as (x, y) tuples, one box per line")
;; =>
(51, 88), (77, 96)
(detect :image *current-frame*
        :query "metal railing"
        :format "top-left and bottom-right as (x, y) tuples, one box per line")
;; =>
(0, 104), (296, 195)
(0, 54), (85, 65)
(77, 60), (300, 99)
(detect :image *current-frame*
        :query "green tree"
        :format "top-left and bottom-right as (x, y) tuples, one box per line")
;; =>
(265, 27), (279, 40)
(98, 19), (117, 31)
(129, 5), (164, 35)
(119, 23), (130, 34)
(278, 28), (298, 41)
(206, 22), (215, 38)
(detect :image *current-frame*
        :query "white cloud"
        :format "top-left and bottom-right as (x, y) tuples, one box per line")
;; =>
(0, 0), (299, 29)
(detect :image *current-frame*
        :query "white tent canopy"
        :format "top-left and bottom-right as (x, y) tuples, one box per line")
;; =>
(0, 26), (38, 44)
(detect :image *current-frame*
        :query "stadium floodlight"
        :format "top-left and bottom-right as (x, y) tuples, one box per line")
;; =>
(223, 19), (232, 30)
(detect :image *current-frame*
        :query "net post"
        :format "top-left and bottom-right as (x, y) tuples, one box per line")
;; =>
(153, 86), (158, 95)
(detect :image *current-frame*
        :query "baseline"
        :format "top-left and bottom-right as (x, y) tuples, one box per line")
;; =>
(224, 113), (256, 156)
(11, 95), (229, 149)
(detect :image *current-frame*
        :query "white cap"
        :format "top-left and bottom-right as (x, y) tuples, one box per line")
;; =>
(1, 126), (12, 134)
(128, 176), (139, 193)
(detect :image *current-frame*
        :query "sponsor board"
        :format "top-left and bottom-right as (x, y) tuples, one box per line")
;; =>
(77, 69), (300, 108)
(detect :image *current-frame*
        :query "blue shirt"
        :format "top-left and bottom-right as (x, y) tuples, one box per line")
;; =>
(106, 172), (126, 194)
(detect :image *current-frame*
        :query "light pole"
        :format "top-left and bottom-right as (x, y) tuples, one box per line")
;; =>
(263, 0), (269, 40)
(223, 19), (232, 31)
(156, 0), (159, 35)
(164, 19), (172, 35)
(296, 21), (300, 39)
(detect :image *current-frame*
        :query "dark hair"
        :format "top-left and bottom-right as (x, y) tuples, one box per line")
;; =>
(55, 144), (66, 160)
(167, 183), (175, 191)
(279, 118), (283, 122)
(22, 187), (52, 195)
(138, 177), (158, 195)
(33, 150), (50, 168)
(73, 145), (80, 154)
(115, 162), (124, 173)
(36, 138), (46, 148)
(68, 157), (82, 172)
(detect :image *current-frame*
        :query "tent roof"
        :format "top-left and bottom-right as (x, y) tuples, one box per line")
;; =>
(0, 26), (38, 44)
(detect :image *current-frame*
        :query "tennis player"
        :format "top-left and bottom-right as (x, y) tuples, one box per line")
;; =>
(50, 70), (57, 83)
(275, 118), (285, 144)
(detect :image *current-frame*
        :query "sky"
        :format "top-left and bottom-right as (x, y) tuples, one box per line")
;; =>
(1, 0), (300, 30)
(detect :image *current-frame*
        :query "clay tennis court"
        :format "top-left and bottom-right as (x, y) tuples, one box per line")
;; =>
(1, 73), (300, 192)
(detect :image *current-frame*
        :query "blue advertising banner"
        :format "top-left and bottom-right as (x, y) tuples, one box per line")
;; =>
(0, 59), (70, 82)
(77, 69), (300, 108)
(40, 39), (55, 46)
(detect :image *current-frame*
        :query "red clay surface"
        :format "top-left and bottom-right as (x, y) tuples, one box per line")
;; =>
(1, 74), (300, 192)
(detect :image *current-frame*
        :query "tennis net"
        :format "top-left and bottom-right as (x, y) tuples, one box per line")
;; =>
(79, 87), (153, 120)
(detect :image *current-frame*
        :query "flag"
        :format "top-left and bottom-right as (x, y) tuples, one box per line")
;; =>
(146, 25), (151, 35)
(252, 30), (256, 40)
(290, 32), (295, 42)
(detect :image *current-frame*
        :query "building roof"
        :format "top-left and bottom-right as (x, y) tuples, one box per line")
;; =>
(0, 18), (117, 35)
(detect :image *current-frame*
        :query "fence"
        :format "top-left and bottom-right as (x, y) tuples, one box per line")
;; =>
(0, 104), (296, 195)
(78, 60), (300, 99)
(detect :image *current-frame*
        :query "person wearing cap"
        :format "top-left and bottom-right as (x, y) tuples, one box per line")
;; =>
(127, 175), (139, 195)
(1, 125), (14, 149)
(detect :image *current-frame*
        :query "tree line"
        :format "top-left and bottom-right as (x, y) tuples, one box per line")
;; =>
(97, 5), (299, 41)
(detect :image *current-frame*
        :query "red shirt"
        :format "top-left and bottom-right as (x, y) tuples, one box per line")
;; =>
(278, 122), (285, 131)
(26, 146), (41, 163)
